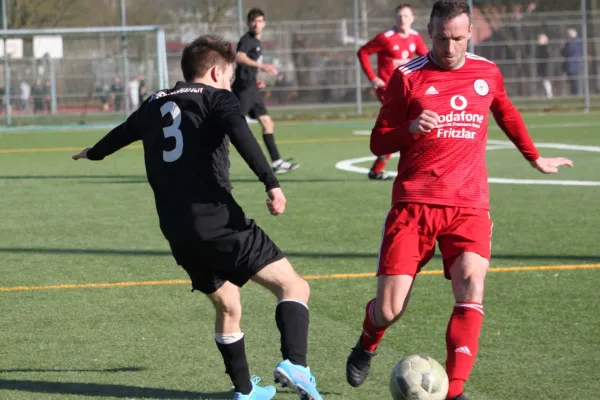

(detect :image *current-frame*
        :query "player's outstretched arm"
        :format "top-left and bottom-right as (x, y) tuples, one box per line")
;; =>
(72, 108), (143, 161)
(490, 73), (574, 174)
(490, 69), (541, 163)
(235, 52), (277, 76)
(226, 114), (284, 215)
(214, 91), (281, 214)
(370, 70), (415, 156)
(530, 157), (573, 174)
(225, 113), (279, 189)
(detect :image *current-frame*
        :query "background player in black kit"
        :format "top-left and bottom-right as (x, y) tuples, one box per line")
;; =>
(72, 35), (323, 400)
(233, 8), (299, 174)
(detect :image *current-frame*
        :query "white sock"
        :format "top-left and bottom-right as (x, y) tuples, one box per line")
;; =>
(543, 80), (553, 98)
(215, 332), (244, 345)
(277, 299), (309, 310)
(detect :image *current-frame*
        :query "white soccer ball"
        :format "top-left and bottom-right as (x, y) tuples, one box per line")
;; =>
(390, 354), (449, 400)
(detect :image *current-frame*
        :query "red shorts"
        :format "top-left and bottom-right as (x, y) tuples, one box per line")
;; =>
(377, 203), (493, 279)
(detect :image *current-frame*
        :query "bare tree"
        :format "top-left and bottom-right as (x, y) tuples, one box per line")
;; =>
(5, 0), (83, 28)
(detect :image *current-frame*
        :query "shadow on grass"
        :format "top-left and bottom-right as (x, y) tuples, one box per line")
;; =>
(0, 247), (598, 263)
(0, 175), (348, 184)
(0, 367), (144, 373)
(0, 379), (230, 399)
(0, 379), (342, 398)
(0, 175), (146, 180)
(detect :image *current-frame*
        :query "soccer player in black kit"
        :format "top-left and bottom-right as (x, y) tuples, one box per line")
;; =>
(72, 35), (323, 400)
(233, 8), (299, 174)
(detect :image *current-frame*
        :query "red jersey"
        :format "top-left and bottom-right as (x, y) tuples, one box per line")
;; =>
(370, 53), (540, 210)
(358, 28), (429, 84)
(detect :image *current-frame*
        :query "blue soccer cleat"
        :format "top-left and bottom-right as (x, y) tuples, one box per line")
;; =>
(274, 360), (323, 400)
(233, 375), (276, 400)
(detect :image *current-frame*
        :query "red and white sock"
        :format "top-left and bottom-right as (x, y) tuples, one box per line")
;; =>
(445, 302), (484, 398)
(359, 298), (388, 352)
(370, 154), (392, 174)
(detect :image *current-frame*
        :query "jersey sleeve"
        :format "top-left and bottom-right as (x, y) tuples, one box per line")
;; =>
(212, 91), (280, 191)
(236, 35), (253, 54)
(357, 34), (385, 81)
(490, 67), (540, 162)
(86, 101), (144, 160)
(370, 70), (415, 156)
(415, 34), (429, 56)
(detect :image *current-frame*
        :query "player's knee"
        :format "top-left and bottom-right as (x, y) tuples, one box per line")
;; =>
(376, 299), (406, 327)
(260, 116), (274, 132)
(451, 253), (489, 302)
(214, 298), (242, 320)
(209, 285), (242, 319)
(283, 274), (310, 303)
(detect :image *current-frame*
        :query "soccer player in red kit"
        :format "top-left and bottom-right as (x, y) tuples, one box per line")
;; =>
(346, 1), (573, 399)
(357, 4), (429, 181)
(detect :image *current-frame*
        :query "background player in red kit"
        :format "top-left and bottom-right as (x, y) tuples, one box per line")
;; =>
(357, 4), (429, 180)
(346, 1), (573, 399)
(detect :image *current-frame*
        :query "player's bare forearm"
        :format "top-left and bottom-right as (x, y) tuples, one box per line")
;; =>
(85, 123), (139, 161)
(235, 52), (260, 68)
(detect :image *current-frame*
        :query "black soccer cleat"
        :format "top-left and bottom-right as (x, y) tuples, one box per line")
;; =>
(346, 340), (376, 387)
(448, 394), (469, 400)
(273, 158), (300, 174)
(367, 170), (391, 181)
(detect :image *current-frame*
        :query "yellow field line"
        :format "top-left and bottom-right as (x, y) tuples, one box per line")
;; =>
(1, 264), (598, 293)
(0, 137), (368, 155)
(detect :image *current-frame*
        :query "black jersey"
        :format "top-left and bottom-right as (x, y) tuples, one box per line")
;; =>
(233, 32), (262, 90)
(86, 81), (279, 239)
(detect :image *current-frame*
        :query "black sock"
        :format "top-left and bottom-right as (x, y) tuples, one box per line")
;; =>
(263, 133), (281, 163)
(215, 335), (252, 394)
(275, 301), (309, 367)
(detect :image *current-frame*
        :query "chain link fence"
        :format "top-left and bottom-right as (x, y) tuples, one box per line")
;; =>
(0, 1), (597, 127)
(0, 26), (167, 126)
(163, 1), (598, 114)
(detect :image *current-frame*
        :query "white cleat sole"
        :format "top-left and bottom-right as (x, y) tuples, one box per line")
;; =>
(273, 367), (321, 400)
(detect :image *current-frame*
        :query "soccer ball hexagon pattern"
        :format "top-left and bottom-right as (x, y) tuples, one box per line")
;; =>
(390, 355), (449, 400)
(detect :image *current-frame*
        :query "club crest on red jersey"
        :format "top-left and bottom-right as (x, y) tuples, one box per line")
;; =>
(474, 79), (489, 96)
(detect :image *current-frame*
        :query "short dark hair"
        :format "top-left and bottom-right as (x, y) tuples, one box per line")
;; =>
(247, 8), (265, 24)
(430, 0), (470, 23)
(395, 4), (413, 14)
(180, 35), (235, 82)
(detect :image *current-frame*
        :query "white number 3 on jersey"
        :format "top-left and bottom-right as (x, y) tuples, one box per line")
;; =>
(160, 101), (183, 162)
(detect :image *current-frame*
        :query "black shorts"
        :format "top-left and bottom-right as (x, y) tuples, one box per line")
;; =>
(233, 86), (268, 119)
(169, 218), (284, 295)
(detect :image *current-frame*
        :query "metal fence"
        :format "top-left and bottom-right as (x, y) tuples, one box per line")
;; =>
(164, 6), (599, 113)
(0, 2), (597, 127)
(0, 26), (168, 125)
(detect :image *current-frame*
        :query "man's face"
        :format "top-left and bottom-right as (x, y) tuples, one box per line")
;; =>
(396, 7), (414, 31)
(249, 16), (266, 35)
(428, 13), (472, 70)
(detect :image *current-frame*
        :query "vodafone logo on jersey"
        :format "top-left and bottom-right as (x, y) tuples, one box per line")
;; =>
(436, 95), (485, 140)
(450, 95), (467, 110)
